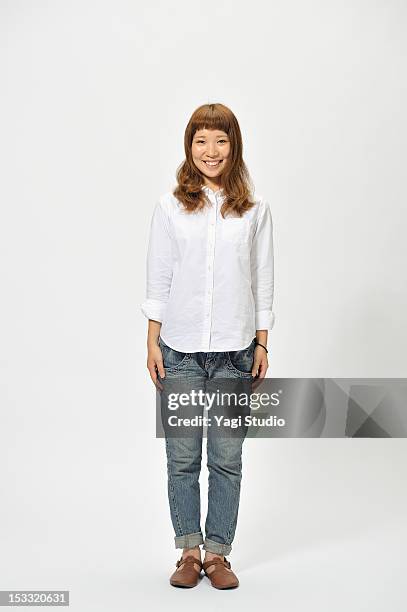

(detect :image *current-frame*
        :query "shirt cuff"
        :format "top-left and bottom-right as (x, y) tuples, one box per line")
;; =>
(255, 310), (275, 330)
(140, 299), (168, 323)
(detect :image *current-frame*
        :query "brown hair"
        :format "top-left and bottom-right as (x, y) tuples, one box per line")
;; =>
(173, 103), (256, 218)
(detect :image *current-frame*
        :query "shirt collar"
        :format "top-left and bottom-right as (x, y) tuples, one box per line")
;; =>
(202, 185), (225, 198)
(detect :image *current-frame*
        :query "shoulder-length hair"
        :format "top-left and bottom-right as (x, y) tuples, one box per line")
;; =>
(173, 103), (256, 218)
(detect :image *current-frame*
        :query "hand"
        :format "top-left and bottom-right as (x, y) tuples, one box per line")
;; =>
(251, 345), (268, 390)
(147, 342), (166, 391)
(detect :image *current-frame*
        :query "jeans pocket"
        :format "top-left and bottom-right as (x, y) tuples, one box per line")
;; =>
(226, 339), (255, 378)
(159, 337), (191, 371)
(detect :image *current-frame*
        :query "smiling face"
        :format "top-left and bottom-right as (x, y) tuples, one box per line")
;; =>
(191, 128), (231, 190)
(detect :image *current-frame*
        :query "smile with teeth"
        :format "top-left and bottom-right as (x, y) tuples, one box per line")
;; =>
(203, 160), (223, 167)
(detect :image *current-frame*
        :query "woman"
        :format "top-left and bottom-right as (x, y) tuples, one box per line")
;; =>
(141, 103), (275, 589)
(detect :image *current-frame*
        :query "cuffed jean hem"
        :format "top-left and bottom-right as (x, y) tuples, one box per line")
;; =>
(203, 538), (232, 556)
(174, 532), (204, 549)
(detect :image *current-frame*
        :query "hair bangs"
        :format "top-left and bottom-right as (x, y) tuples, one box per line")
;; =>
(189, 104), (231, 139)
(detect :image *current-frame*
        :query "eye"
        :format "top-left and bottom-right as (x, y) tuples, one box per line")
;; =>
(195, 139), (227, 144)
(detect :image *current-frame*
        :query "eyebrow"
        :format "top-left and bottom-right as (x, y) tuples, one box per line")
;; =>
(194, 134), (228, 138)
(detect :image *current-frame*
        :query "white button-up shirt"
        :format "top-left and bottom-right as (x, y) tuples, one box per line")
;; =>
(141, 185), (275, 352)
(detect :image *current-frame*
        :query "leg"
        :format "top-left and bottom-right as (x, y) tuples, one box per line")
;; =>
(204, 433), (245, 556)
(158, 343), (208, 587)
(157, 340), (207, 550)
(203, 346), (253, 556)
(164, 435), (204, 549)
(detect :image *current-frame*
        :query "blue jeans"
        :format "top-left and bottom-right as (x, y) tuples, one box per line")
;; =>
(157, 336), (256, 556)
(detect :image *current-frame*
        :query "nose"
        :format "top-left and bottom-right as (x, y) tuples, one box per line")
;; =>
(206, 143), (218, 157)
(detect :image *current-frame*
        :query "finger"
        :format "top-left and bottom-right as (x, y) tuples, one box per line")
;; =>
(153, 362), (165, 391)
(147, 363), (156, 380)
(252, 362), (268, 390)
(148, 367), (157, 386)
(258, 361), (268, 379)
(148, 364), (163, 391)
(151, 370), (163, 392)
(156, 360), (165, 379)
(148, 359), (165, 379)
(251, 360), (261, 377)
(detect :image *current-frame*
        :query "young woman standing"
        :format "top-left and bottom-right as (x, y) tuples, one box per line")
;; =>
(141, 103), (275, 589)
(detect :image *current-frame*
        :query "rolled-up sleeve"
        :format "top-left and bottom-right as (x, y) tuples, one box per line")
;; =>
(140, 200), (173, 323)
(250, 200), (275, 330)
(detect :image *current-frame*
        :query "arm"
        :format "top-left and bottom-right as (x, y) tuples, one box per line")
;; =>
(141, 200), (173, 324)
(141, 200), (173, 387)
(250, 200), (275, 380)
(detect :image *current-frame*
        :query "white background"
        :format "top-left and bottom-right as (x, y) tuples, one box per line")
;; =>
(1, 1), (406, 610)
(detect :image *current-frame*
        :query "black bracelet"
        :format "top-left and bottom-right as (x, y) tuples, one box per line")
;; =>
(254, 339), (268, 353)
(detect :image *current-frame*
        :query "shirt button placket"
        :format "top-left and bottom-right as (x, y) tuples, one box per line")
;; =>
(203, 194), (217, 351)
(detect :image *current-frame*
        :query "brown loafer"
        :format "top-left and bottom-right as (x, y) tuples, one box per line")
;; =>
(202, 556), (239, 589)
(169, 555), (203, 588)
